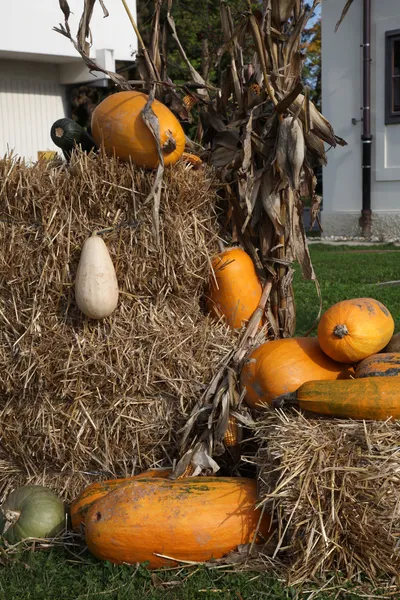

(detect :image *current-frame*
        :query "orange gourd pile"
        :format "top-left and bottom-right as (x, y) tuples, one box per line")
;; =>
(237, 295), (399, 421)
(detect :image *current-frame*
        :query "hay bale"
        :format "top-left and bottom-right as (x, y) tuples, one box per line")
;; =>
(255, 409), (400, 585)
(0, 152), (236, 500)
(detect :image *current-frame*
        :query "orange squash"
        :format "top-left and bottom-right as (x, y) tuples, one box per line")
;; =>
(274, 377), (400, 421)
(206, 247), (262, 329)
(317, 298), (394, 363)
(240, 337), (354, 410)
(355, 353), (400, 379)
(85, 477), (272, 568)
(91, 91), (186, 169)
(382, 333), (400, 353)
(70, 468), (171, 531)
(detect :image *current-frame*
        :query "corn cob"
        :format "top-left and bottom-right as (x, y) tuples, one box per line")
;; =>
(224, 415), (240, 447)
(181, 151), (203, 167)
(182, 94), (197, 112)
(176, 463), (195, 479)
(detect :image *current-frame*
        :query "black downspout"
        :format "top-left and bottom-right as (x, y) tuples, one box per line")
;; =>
(360, 0), (372, 237)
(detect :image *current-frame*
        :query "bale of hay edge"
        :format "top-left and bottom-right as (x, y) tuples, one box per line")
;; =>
(0, 152), (237, 501)
(254, 409), (400, 585)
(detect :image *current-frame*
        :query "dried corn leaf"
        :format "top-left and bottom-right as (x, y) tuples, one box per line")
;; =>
(304, 131), (327, 165)
(259, 170), (284, 236)
(336, 0), (355, 32)
(275, 116), (305, 190)
(290, 94), (347, 148)
(272, 0), (298, 26)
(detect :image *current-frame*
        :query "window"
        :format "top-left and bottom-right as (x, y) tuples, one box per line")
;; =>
(385, 29), (400, 124)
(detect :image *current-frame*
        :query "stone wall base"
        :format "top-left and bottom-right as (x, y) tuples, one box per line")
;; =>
(321, 212), (400, 241)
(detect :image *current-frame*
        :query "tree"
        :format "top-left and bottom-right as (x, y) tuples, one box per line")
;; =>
(137, 0), (247, 84)
(302, 16), (321, 109)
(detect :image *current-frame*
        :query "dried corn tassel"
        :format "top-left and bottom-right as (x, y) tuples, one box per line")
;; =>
(224, 415), (241, 447)
(182, 94), (197, 112)
(275, 116), (305, 190)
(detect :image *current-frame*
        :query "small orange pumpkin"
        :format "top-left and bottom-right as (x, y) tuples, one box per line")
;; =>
(317, 298), (395, 363)
(355, 353), (400, 379)
(206, 247), (262, 329)
(91, 91), (186, 169)
(240, 337), (354, 410)
(85, 477), (272, 568)
(70, 468), (171, 531)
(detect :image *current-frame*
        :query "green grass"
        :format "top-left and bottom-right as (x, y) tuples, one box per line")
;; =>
(1, 243), (400, 600)
(294, 243), (400, 335)
(0, 547), (374, 600)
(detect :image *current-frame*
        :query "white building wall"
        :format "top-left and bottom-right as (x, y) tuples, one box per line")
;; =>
(0, 0), (137, 62)
(0, 61), (67, 161)
(322, 0), (400, 239)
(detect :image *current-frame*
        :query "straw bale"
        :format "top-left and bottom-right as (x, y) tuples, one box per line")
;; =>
(254, 409), (400, 585)
(0, 152), (236, 501)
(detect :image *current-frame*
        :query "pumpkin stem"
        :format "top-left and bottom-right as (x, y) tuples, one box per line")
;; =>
(162, 130), (177, 155)
(334, 324), (349, 338)
(2, 509), (20, 532)
(272, 392), (298, 409)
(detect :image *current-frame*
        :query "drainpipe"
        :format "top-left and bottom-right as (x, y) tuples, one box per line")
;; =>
(360, 0), (372, 237)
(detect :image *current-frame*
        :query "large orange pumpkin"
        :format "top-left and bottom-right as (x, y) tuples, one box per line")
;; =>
(317, 298), (394, 363)
(91, 91), (186, 169)
(70, 468), (171, 531)
(355, 353), (400, 379)
(206, 247), (262, 329)
(274, 377), (400, 421)
(85, 477), (272, 568)
(240, 337), (354, 410)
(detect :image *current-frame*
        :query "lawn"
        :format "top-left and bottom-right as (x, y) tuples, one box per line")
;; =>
(1, 242), (399, 600)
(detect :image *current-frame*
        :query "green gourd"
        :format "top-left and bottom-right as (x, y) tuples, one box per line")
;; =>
(0, 485), (65, 544)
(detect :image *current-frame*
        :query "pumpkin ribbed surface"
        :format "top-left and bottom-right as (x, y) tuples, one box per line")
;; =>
(206, 247), (262, 329)
(294, 377), (400, 420)
(0, 485), (65, 544)
(85, 477), (272, 568)
(317, 298), (394, 363)
(70, 468), (172, 531)
(240, 337), (354, 409)
(355, 353), (400, 379)
(91, 91), (186, 169)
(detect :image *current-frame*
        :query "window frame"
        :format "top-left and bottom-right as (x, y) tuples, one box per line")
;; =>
(385, 29), (400, 125)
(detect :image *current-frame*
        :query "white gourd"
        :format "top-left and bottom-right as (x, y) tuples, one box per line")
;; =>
(75, 233), (119, 319)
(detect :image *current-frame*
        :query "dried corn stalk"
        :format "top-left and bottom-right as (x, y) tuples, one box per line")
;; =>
(54, 0), (348, 475)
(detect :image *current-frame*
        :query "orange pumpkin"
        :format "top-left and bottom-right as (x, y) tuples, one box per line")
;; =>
(70, 468), (171, 531)
(91, 91), (186, 169)
(240, 337), (354, 410)
(206, 247), (262, 329)
(355, 353), (400, 379)
(274, 377), (400, 421)
(85, 477), (272, 568)
(317, 298), (394, 363)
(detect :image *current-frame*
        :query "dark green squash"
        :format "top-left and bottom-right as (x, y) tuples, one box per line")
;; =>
(0, 485), (65, 544)
(50, 118), (97, 160)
